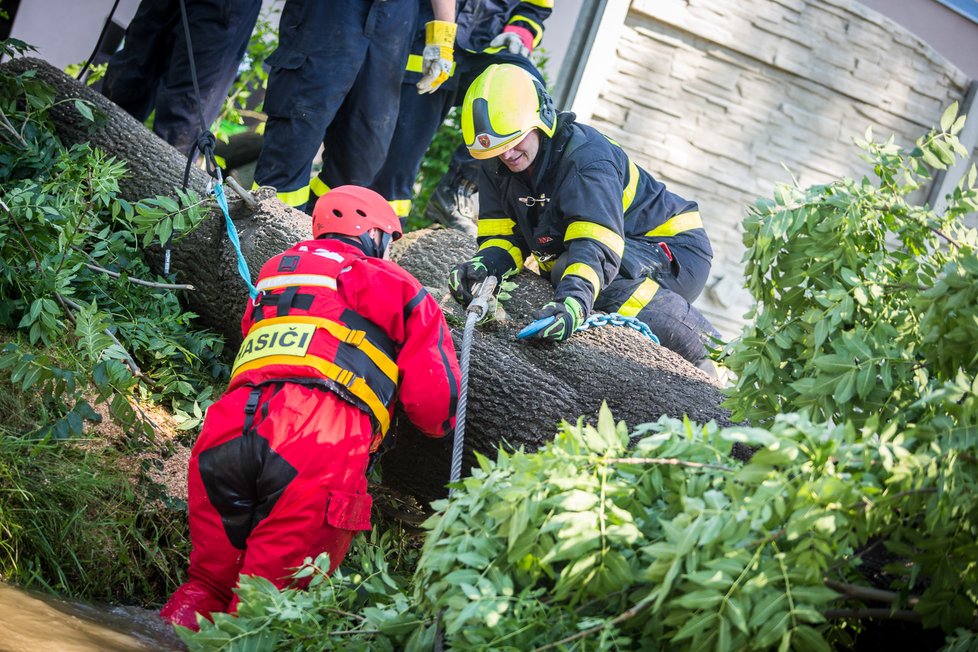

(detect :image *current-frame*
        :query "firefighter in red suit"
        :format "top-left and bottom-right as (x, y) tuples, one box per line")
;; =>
(160, 186), (461, 630)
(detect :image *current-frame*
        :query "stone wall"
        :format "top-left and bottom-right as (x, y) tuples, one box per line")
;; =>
(586, 0), (973, 338)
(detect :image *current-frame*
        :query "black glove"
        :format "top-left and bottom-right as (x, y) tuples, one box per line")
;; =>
(448, 257), (488, 306)
(529, 298), (585, 342)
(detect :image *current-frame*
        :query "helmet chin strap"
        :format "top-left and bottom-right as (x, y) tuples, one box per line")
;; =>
(357, 232), (392, 259)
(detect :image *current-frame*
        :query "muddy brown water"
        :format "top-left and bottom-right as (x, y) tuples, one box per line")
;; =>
(0, 583), (185, 651)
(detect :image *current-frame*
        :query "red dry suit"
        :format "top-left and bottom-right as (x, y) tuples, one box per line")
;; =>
(160, 238), (460, 630)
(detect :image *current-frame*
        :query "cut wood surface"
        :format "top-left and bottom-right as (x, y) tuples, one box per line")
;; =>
(6, 58), (733, 503)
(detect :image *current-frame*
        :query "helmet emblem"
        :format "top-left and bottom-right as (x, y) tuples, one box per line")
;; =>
(478, 134), (491, 148)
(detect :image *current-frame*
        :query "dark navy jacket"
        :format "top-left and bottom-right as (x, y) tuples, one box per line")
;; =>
(475, 112), (713, 315)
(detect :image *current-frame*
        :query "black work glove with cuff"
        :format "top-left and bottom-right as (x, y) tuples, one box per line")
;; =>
(448, 257), (489, 306)
(529, 297), (585, 342)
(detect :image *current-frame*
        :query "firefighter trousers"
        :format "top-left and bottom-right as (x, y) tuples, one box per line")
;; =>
(101, 0), (262, 158)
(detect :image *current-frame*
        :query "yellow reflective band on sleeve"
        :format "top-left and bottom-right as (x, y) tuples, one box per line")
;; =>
(508, 15), (544, 45)
(231, 353), (390, 434)
(618, 278), (660, 317)
(521, 0), (554, 8)
(309, 175), (330, 198)
(645, 211), (703, 238)
(477, 218), (516, 237)
(255, 274), (337, 292)
(405, 53), (456, 75)
(247, 315), (399, 383)
(564, 221), (625, 258)
(275, 185), (311, 208)
(479, 238), (524, 270)
(622, 159), (639, 212)
(389, 199), (411, 218)
(562, 262), (602, 296)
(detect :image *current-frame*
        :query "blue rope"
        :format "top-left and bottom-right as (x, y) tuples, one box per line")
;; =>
(213, 177), (259, 299)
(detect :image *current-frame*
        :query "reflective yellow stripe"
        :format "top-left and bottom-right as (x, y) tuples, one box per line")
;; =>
(622, 159), (639, 212)
(645, 211), (703, 238)
(477, 218), (516, 237)
(618, 278), (660, 317)
(478, 238), (524, 270)
(231, 353), (390, 433)
(256, 274), (337, 292)
(537, 257), (555, 272)
(562, 262), (602, 296)
(521, 0), (554, 8)
(248, 315), (398, 383)
(309, 175), (330, 198)
(275, 185), (310, 208)
(564, 221), (625, 258)
(405, 53), (457, 75)
(389, 199), (411, 218)
(509, 15), (544, 45)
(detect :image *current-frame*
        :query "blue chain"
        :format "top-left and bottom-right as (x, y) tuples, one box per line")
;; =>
(576, 312), (660, 344)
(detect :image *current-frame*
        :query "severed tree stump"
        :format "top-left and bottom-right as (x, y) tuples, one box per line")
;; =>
(4, 57), (733, 503)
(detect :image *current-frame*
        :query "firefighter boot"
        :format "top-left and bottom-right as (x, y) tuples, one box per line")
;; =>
(425, 170), (478, 236)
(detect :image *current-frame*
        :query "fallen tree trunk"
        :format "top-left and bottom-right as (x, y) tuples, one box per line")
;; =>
(5, 58), (734, 502)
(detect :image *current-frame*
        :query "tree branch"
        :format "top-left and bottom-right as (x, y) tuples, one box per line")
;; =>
(824, 608), (922, 623)
(825, 579), (917, 607)
(601, 457), (735, 472)
(532, 595), (653, 652)
(82, 262), (196, 290)
(59, 295), (142, 376)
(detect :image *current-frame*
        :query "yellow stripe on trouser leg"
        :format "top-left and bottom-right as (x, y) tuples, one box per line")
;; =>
(520, 0), (554, 8)
(645, 211), (703, 238)
(477, 218), (516, 237)
(562, 262), (602, 296)
(309, 175), (330, 199)
(618, 278), (660, 317)
(478, 238), (524, 270)
(252, 181), (311, 208)
(564, 222), (625, 258)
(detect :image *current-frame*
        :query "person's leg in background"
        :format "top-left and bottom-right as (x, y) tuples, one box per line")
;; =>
(152, 0), (263, 157)
(368, 79), (456, 228)
(307, 0), (419, 213)
(100, 0), (178, 124)
(253, 1), (373, 209)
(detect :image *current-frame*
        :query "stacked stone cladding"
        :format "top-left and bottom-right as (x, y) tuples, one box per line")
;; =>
(588, 0), (972, 337)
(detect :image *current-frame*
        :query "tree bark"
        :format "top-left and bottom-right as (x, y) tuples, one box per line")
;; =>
(6, 58), (734, 503)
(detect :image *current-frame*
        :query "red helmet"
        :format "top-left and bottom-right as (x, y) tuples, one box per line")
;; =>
(311, 186), (402, 246)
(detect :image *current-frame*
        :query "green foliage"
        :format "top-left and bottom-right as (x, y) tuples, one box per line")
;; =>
(0, 431), (188, 603)
(191, 407), (976, 650)
(724, 102), (978, 431)
(0, 44), (227, 438)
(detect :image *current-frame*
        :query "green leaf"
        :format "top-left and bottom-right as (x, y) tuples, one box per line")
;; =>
(940, 102), (958, 132)
(73, 99), (94, 122)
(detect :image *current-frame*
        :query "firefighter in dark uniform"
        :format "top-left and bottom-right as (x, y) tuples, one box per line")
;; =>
(252, 0), (457, 212)
(160, 186), (461, 630)
(101, 0), (263, 158)
(368, 0), (552, 229)
(448, 64), (720, 372)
